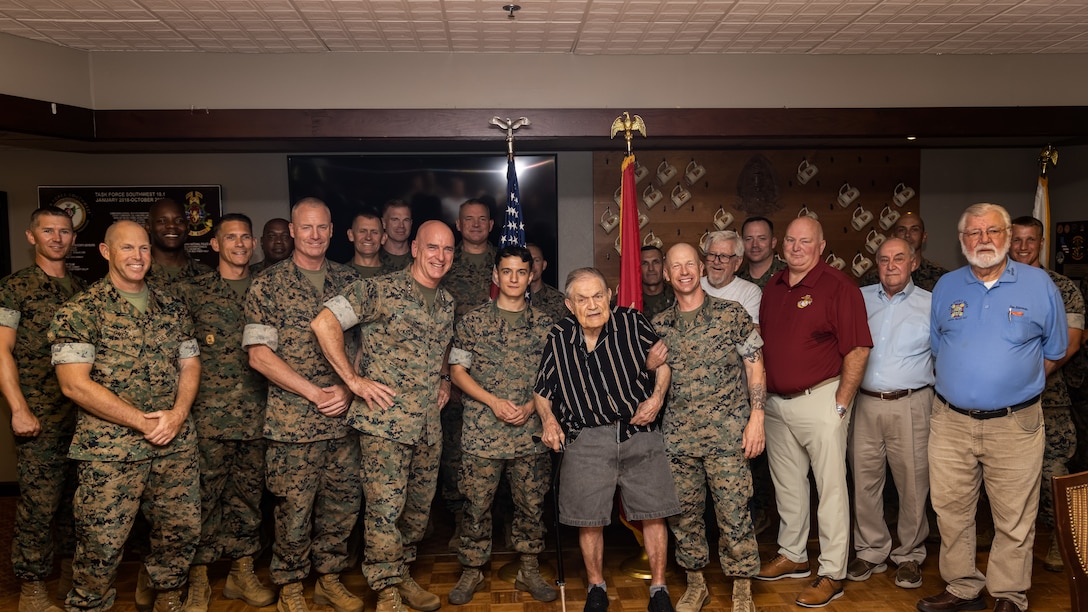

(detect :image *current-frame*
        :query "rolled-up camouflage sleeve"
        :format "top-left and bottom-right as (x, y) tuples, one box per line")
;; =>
(327, 279), (383, 330)
(323, 295), (359, 330)
(178, 338), (199, 360)
(0, 306), (20, 330)
(242, 324), (278, 351)
(737, 329), (764, 360)
(52, 343), (95, 365)
(49, 300), (98, 365)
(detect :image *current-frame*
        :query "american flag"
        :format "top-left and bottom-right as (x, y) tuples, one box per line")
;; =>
(499, 156), (525, 248)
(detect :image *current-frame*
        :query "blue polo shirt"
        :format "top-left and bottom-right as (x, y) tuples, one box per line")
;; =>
(861, 280), (934, 393)
(930, 258), (1067, 410)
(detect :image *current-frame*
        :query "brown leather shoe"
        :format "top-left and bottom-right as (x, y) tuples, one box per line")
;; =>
(992, 599), (1023, 612)
(916, 590), (986, 612)
(795, 576), (843, 608)
(754, 554), (810, 581)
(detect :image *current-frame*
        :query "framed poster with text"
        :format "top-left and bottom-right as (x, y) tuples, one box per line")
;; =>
(37, 185), (222, 282)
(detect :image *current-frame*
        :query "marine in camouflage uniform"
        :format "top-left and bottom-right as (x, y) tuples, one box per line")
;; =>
(49, 220), (201, 612)
(653, 248), (766, 612)
(322, 266), (454, 592)
(1069, 276), (1088, 474)
(859, 257), (947, 291)
(530, 283), (568, 324)
(1, 211), (86, 608)
(439, 224), (497, 519)
(181, 271), (268, 563)
(737, 257), (787, 289)
(1038, 268), (1085, 531)
(242, 256), (361, 588)
(448, 283), (555, 602)
(311, 221), (457, 612)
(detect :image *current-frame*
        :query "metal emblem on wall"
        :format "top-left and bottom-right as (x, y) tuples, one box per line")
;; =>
(38, 185), (223, 282)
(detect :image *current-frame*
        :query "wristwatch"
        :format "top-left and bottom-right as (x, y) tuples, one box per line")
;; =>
(835, 404), (847, 417)
(439, 373), (452, 383)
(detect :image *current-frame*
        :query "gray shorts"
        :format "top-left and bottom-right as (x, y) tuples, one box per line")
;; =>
(558, 424), (681, 527)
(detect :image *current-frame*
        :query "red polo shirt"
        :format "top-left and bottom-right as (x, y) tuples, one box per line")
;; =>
(759, 261), (873, 395)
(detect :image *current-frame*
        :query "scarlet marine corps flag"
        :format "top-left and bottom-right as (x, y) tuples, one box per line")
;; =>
(610, 112), (647, 312)
(617, 154), (643, 311)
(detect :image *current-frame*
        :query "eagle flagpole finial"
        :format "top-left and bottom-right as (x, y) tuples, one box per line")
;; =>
(610, 112), (646, 155)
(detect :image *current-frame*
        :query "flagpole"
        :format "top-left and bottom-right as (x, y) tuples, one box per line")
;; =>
(611, 112), (647, 311)
(1034, 144), (1058, 268)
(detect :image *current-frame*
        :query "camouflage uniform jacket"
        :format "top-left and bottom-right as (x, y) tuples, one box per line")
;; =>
(1042, 268), (1086, 409)
(449, 302), (553, 459)
(379, 250), (413, 272)
(530, 283), (568, 326)
(444, 243), (497, 320)
(0, 265), (86, 437)
(181, 270), (266, 441)
(860, 257), (948, 292)
(737, 257), (787, 289)
(243, 259), (358, 443)
(147, 256), (212, 285)
(324, 269), (454, 446)
(652, 296), (764, 457)
(642, 286), (675, 321)
(1066, 275), (1088, 390)
(49, 277), (199, 461)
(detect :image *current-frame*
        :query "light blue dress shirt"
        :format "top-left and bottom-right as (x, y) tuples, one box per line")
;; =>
(861, 280), (934, 392)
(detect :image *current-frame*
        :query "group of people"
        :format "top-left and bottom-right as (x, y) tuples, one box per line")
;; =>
(0, 194), (1082, 612)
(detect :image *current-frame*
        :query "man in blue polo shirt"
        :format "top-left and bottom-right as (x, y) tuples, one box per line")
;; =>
(918, 203), (1067, 612)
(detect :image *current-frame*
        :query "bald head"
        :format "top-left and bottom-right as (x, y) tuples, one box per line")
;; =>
(105, 220), (148, 246)
(663, 242), (705, 297)
(411, 220), (456, 288)
(783, 216), (826, 276)
(100, 220), (151, 292)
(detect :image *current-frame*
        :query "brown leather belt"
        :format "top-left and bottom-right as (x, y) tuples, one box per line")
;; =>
(777, 377), (839, 400)
(936, 392), (1041, 420)
(859, 386), (931, 401)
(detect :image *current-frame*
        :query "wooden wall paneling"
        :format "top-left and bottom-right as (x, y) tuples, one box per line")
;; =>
(592, 149), (921, 289)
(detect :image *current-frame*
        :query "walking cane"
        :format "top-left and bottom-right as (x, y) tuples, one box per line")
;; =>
(537, 435), (567, 612)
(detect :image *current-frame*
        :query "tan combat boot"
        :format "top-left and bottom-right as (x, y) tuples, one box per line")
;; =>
(447, 568), (484, 605)
(153, 588), (186, 612)
(376, 587), (408, 612)
(18, 581), (62, 612)
(223, 556), (276, 607)
(135, 565), (154, 612)
(183, 565), (210, 612)
(676, 571), (710, 612)
(514, 555), (557, 602)
(313, 574), (363, 612)
(277, 582), (309, 612)
(398, 573), (441, 611)
(731, 578), (757, 612)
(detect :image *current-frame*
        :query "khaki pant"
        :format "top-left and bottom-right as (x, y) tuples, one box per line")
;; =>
(928, 396), (1043, 612)
(764, 383), (851, 580)
(849, 388), (932, 566)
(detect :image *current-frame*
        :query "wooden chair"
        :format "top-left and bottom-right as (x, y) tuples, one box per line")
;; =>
(1052, 470), (1088, 611)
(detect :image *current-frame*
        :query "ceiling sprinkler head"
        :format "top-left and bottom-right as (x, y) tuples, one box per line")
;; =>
(503, 4), (521, 19)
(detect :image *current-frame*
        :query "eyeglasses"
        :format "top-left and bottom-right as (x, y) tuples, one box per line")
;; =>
(960, 227), (1008, 241)
(705, 252), (739, 263)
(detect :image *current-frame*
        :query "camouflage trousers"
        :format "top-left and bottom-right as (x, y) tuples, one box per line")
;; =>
(12, 434), (76, 581)
(439, 399), (466, 513)
(193, 437), (266, 565)
(1041, 407), (1076, 528)
(265, 436), (361, 585)
(666, 452), (760, 577)
(67, 448), (200, 611)
(457, 452), (550, 567)
(358, 433), (440, 592)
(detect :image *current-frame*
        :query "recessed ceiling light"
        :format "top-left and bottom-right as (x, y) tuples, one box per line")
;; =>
(906, 135), (917, 141)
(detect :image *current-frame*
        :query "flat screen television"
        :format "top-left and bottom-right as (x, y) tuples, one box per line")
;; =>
(287, 154), (559, 286)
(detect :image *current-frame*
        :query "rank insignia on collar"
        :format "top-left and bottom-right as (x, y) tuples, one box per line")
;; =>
(797, 294), (813, 309)
(205, 333), (215, 345)
(950, 301), (966, 319)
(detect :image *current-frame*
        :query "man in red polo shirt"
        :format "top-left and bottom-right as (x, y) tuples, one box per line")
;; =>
(754, 216), (872, 608)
